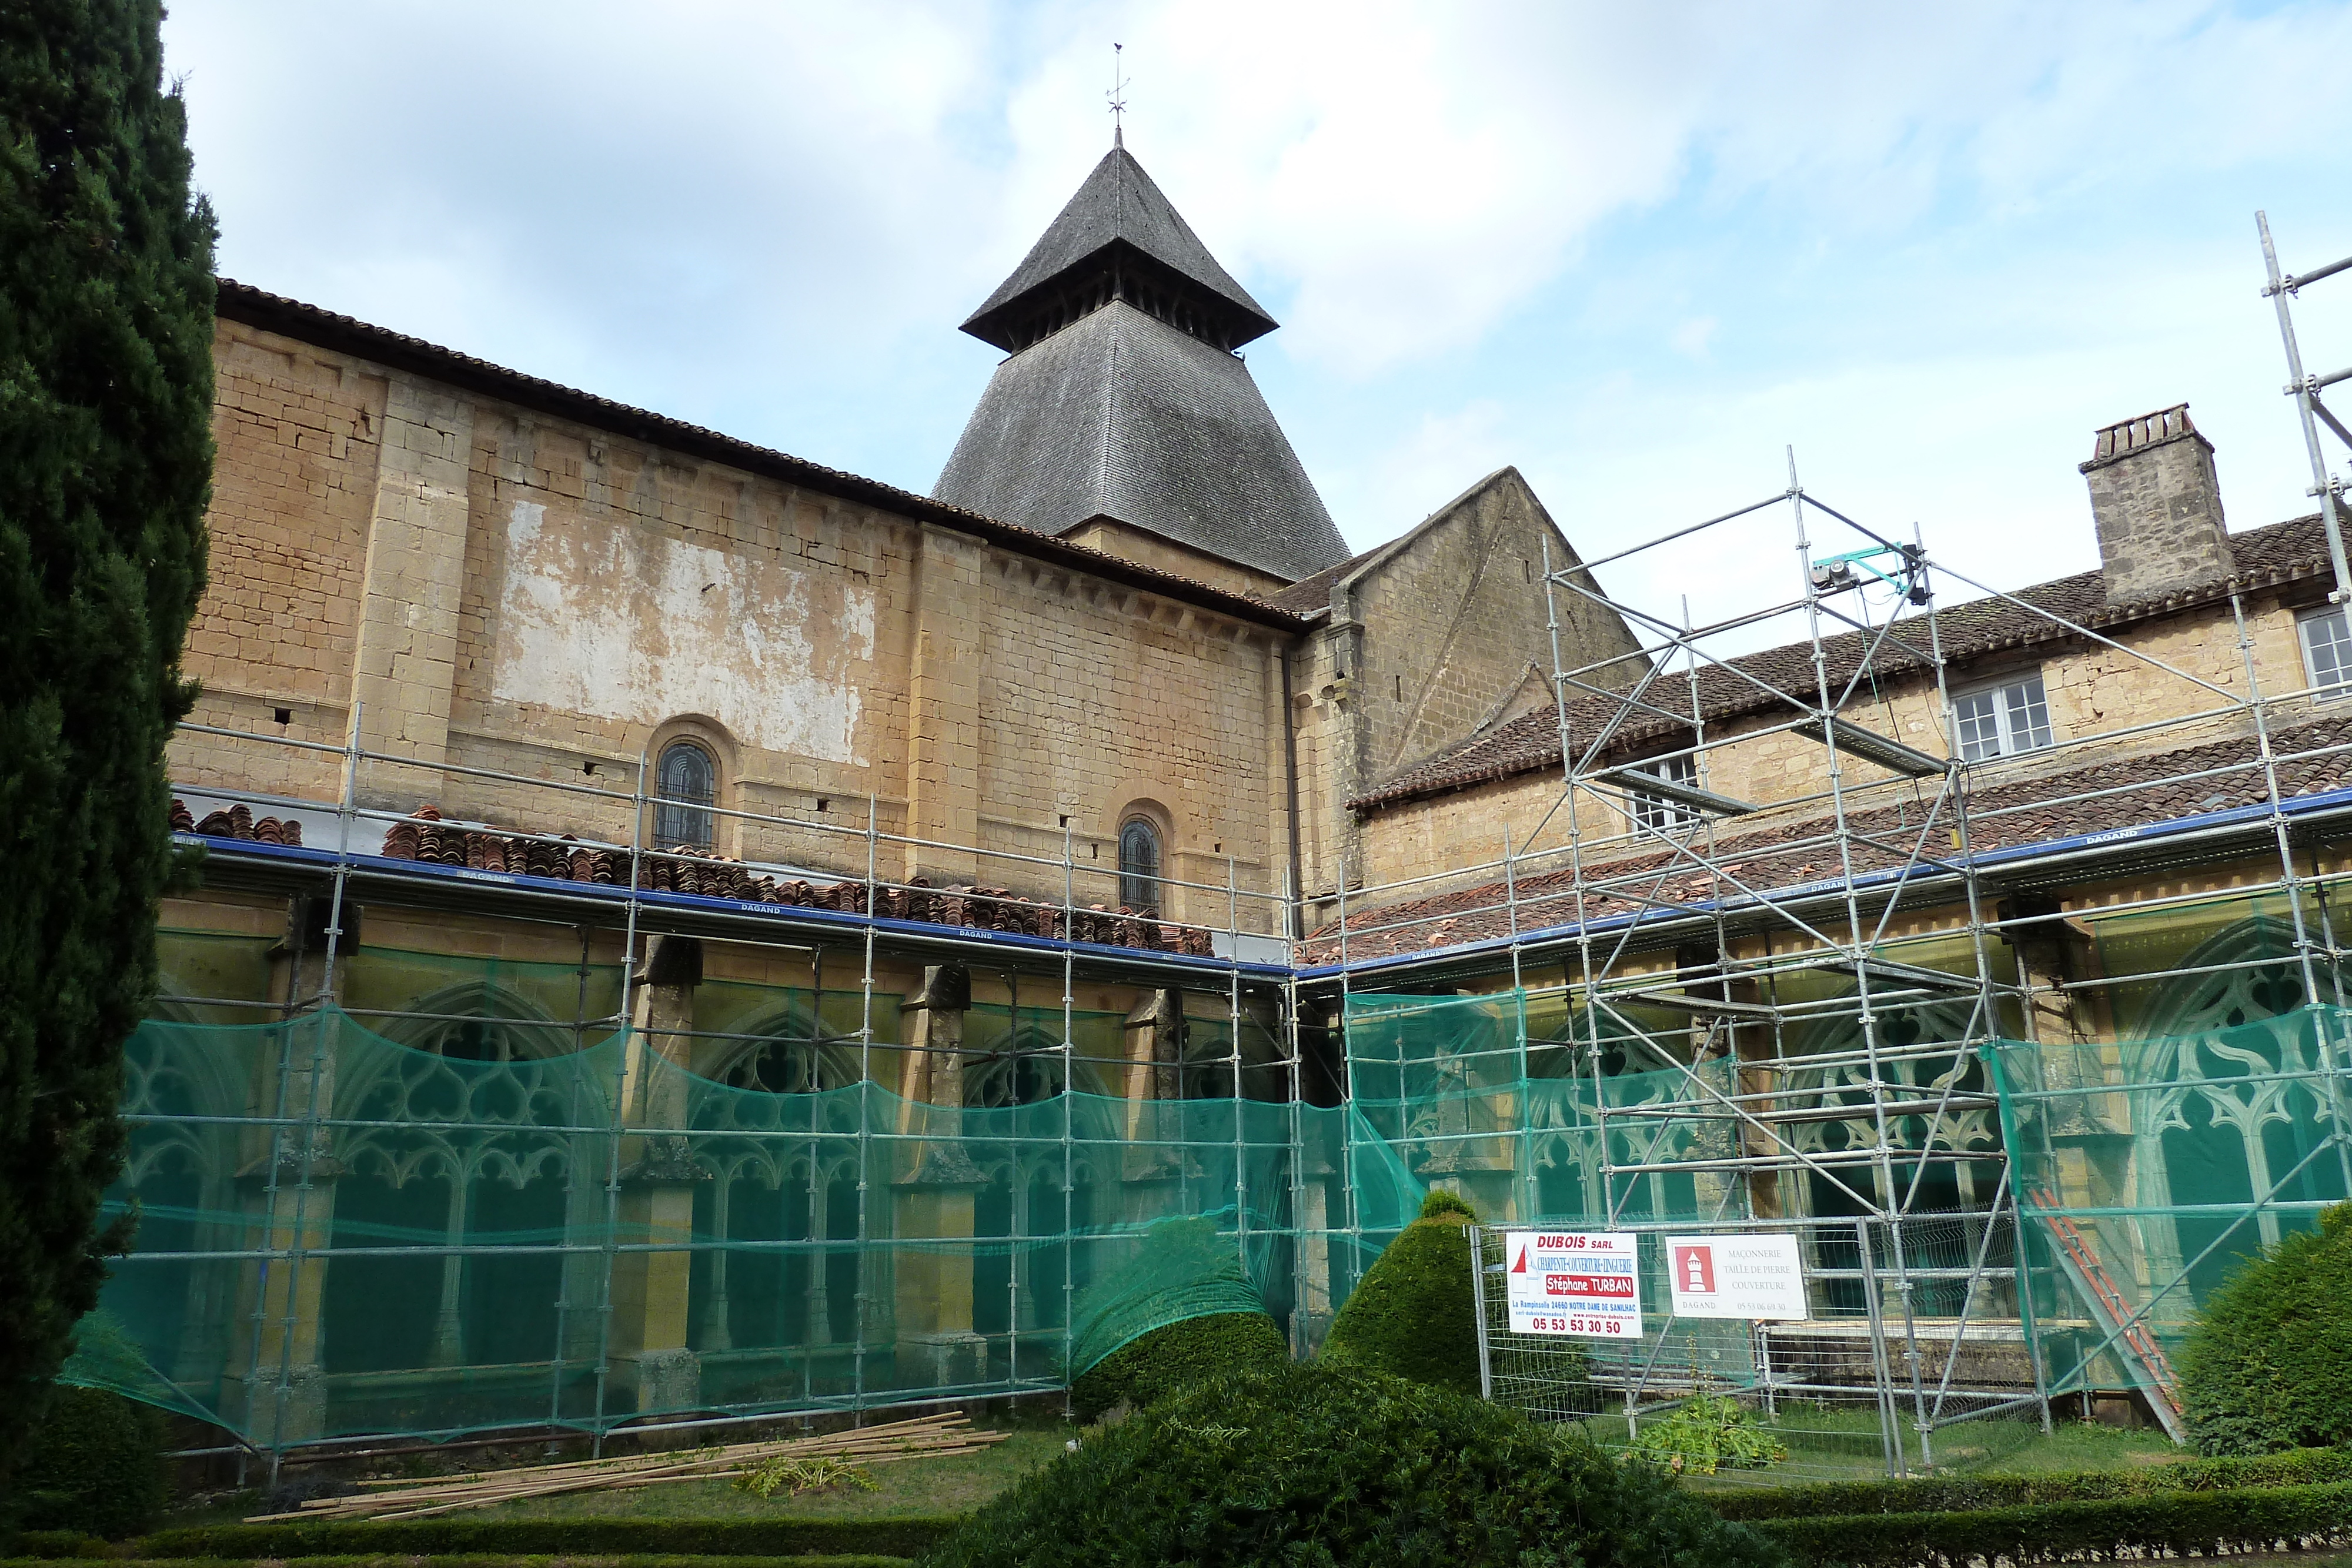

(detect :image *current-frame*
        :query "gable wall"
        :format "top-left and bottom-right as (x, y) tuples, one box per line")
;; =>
(1292, 470), (1645, 912)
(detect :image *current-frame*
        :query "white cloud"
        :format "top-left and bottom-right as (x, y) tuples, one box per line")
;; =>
(159, 1), (2352, 613)
(1671, 317), (1718, 360)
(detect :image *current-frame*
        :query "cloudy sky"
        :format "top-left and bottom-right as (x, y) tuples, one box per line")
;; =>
(160, 1), (2352, 640)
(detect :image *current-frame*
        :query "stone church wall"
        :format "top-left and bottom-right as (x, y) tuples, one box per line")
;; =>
(171, 316), (1290, 920)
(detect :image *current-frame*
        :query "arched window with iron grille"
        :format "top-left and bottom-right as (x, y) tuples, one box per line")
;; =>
(1118, 817), (1160, 912)
(656, 741), (715, 850)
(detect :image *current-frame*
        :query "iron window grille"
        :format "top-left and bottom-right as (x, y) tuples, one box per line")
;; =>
(655, 741), (716, 849)
(1118, 818), (1161, 912)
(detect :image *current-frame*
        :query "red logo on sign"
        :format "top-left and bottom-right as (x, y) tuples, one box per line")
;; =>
(1673, 1244), (1716, 1294)
(1512, 1245), (1529, 1274)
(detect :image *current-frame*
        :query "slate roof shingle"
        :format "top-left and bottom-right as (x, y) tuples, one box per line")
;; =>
(960, 146), (1276, 351)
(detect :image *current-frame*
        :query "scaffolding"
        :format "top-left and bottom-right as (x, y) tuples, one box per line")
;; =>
(98, 707), (1416, 1484)
(2259, 209), (2352, 605)
(1314, 440), (2352, 1478)
(66, 223), (2352, 1479)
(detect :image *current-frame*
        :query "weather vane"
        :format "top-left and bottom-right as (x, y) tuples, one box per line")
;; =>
(1108, 42), (1129, 147)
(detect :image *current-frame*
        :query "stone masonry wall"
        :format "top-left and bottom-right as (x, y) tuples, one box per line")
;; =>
(1354, 591), (2316, 896)
(1295, 467), (1643, 911)
(170, 317), (1288, 917)
(174, 323), (389, 803)
(2086, 431), (2232, 604)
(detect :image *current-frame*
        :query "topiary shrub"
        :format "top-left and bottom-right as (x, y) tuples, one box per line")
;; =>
(923, 1360), (1788, 1568)
(1072, 1309), (1288, 1422)
(8, 1386), (167, 1538)
(1418, 1187), (1477, 1222)
(1321, 1187), (1578, 1399)
(2179, 1201), (2352, 1453)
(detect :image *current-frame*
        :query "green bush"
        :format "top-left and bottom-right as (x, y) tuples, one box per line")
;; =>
(1321, 1188), (1588, 1401)
(125, 1517), (959, 1559)
(1418, 1188), (1476, 1222)
(1070, 1310), (1288, 1421)
(2179, 1200), (2352, 1453)
(1318, 1189), (1479, 1393)
(8, 1387), (167, 1538)
(1706, 1443), (2352, 1520)
(921, 1360), (1787, 1568)
(1750, 1479), (2352, 1568)
(1068, 1213), (1279, 1410)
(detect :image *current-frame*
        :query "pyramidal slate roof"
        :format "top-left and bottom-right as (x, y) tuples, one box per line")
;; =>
(961, 146), (1275, 352)
(936, 146), (1350, 584)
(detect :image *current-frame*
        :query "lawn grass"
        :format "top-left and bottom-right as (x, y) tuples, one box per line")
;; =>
(1569, 1405), (2182, 1490)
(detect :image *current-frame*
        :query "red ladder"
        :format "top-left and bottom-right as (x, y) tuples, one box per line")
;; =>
(2027, 1191), (2184, 1425)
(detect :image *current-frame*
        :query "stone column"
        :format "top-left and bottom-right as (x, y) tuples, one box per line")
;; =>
(1997, 895), (2130, 1257)
(902, 527), (984, 885)
(608, 935), (706, 1413)
(1120, 991), (1191, 1205)
(349, 377), (474, 811)
(892, 964), (985, 1385)
(230, 894), (355, 1445)
(1671, 941), (1763, 1221)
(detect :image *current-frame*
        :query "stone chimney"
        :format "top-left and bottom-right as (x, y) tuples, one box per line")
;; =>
(2080, 404), (2232, 604)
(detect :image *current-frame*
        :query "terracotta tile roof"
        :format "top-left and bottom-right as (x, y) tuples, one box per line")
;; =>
(1270, 543), (1378, 614)
(1310, 712), (2352, 962)
(173, 795), (1215, 955)
(1354, 513), (2336, 811)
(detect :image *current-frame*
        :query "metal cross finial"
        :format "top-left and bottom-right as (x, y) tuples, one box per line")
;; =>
(1107, 42), (1128, 148)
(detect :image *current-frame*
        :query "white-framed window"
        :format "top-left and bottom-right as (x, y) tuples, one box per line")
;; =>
(1626, 754), (1699, 831)
(1952, 671), (2054, 763)
(2297, 604), (2352, 697)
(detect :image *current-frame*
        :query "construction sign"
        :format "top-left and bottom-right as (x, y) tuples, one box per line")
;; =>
(1665, 1233), (1809, 1320)
(1501, 1231), (1642, 1336)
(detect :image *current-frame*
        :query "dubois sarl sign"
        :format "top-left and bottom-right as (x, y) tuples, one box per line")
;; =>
(1502, 1231), (1642, 1336)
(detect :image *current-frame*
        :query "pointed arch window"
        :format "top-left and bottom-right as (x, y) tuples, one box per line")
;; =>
(656, 741), (715, 850)
(1118, 818), (1160, 912)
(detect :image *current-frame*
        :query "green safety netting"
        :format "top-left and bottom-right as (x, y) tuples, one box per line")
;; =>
(69, 1004), (1426, 1447)
(1344, 989), (1756, 1228)
(68, 974), (2352, 1447)
(1987, 1001), (2352, 1407)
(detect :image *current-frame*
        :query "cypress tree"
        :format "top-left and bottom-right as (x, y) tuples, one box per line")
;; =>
(0, 0), (215, 1486)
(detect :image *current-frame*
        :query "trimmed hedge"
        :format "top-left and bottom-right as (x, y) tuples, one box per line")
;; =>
(1070, 1310), (1288, 1422)
(8, 1388), (168, 1538)
(118, 1517), (957, 1559)
(2180, 1199), (2352, 1453)
(1706, 1443), (2352, 1520)
(1318, 1190), (1492, 1396)
(1750, 1479), (2352, 1567)
(922, 1360), (1786, 1567)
